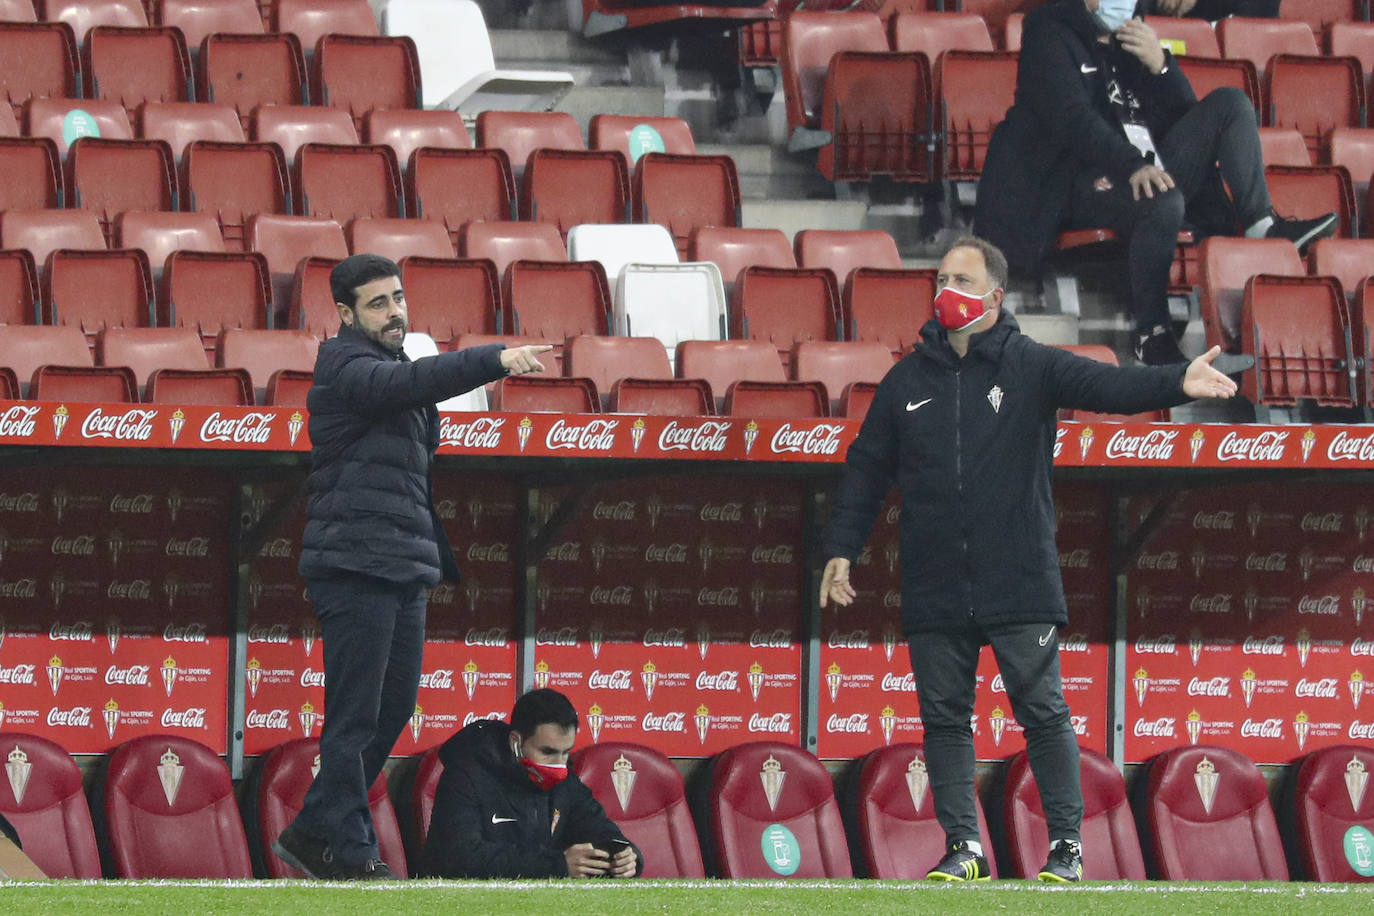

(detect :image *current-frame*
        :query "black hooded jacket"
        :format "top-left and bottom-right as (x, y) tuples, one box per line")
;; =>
(297, 326), (506, 585)
(423, 720), (643, 879)
(821, 313), (1190, 635)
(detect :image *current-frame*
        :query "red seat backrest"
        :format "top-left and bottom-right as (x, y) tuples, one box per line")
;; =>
(791, 340), (894, 415)
(364, 108), (471, 170)
(1295, 744), (1374, 882)
(565, 334), (671, 405)
(459, 220), (565, 279)
(0, 137), (62, 210)
(0, 731), (101, 878)
(252, 103), (358, 164)
(780, 11), (888, 131)
(1218, 16), (1319, 75)
(273, 0), (379, 53)
(633, 152), (741, 257)
(491, 375), (598, 413)
(688, 226), (795, 293)
(313, 34), (421, 132)
(140, 102), (245, 161)
(505, 261), (611, 340)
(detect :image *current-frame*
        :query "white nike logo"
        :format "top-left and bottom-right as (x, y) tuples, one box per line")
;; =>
(1038, 627), (1056, 647)
(491, 815), (516, 824)
(906, 398), (932, 412)
(1080, 63), (1097, 73)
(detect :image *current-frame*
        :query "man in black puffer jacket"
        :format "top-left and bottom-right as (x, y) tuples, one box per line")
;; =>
(424, 689), (643, 879)
(819, 237), (1242, 884)
(272, 254), (550, 880)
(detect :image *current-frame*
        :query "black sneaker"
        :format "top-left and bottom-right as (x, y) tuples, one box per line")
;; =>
(271, 823), (339, 879)
(926, 841), (991, 882)
(338, 858), (396, 881)
(1038, 839), (1083, 883)
(1266, 211), (1338, 254)
(1135, 325), (1187, 366)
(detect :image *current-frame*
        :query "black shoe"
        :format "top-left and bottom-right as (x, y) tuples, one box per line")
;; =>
(271, 824), (339, 879)
(338, 858), (396, 881)
(1265, 211), (1338, 254)
(1038, 839), (1083, 883)
(926, 841), (991, 882)
(1135, 325), (1188, 366)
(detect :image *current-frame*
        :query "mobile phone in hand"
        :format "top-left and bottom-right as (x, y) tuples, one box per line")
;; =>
(595, 838), (631, 875)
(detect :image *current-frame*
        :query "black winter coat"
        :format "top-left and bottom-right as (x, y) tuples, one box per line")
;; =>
(821, 313), (1190, 635)
(975, 0), (1196, 273)
(297, 326), (506, 585)
(423, 720), (643, 879)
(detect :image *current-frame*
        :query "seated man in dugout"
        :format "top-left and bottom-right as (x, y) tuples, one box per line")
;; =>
(975, 0), (1335, 366)
(423, 688), (644, 879)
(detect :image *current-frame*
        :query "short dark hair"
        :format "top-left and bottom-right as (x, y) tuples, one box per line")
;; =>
(510, 688), (579, 736)
(330, 253), (400, 309)
(945, 236), (1009, 290)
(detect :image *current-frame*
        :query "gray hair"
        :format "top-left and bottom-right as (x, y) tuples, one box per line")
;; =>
(944, 236), (1008, 290)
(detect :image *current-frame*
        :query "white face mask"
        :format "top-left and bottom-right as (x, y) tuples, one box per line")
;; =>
(1095, 0), (1137, 32)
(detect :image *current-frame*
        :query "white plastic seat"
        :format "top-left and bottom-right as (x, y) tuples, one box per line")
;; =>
(402, 331), (487, 411)
(616, 263), (727, 371)
(380, 0), (573, 113)
(566, 222), (679, 282)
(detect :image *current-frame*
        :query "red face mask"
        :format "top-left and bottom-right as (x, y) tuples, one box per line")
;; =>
(932, 285), (997, 332)
(518, 756), (569, 790)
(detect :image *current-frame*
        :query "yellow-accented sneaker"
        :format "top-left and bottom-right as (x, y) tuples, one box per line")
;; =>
(926, 841), (991, 882)
(1037, 839), (1083, 883)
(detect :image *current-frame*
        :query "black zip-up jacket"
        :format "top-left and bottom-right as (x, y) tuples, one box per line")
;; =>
(821, 314), (1190, 635)
(297, 326), (507, 585)
(423, 720), (644, 879)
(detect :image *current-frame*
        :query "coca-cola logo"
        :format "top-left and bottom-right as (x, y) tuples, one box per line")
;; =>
(1134, 635), (1178, 654)
(657, 419), (730, 453)
(881, 672), (916, 692)
(1058, 548), (1090, 568)
(258, 537), (293, 558)
(644, 543), (688, 563)
(466, 542), (510, 563)
(199, 411), (273, 444)
(0, 405), (40, 438)
(49, 621), (94, 641)
(827, 629), (870, 649)
(588, 669), (632, 690)
(1105, 428), (1177, 461)
(1244, 552), (1288, 572)
(751, 712), (795, 733)
(104, 665), (150, 686)
(1353, 638), (1374, 657)
(300, 668), (326, 687)
(46, 706), (93, 727)
(749, 629), (791, 649)
(109, 494), (155, 514)
(592, 500), (635, 521)
(1242, 635), (1286, 655)
(50, 535), (96, 556)
(0, 578), (38, 598)
(1192, 511), (1236, 530)
(165, 537), (210, 558)
(1354, 556), (1374, 573)
(591, 585), (634, 606)
(697, 586), (739, 607)
(419, 669), (454, 690)
(0, 492), (39, 512)
(544, 541), (581, 562)
(439, 415), (505, 449)
(246, 708), (291, 729)
(991, 674), (1006, 693)
(769, 423), (844, 456)
(643, 628), (686, 647)
(1349, 721), (1374, 739)
(161, 707), (207, 729)
(1136, 551), (1179, 570)
(1297, 595), (1340, 615)
(1300, 512), (1343, 532)
(107, 579), (152, 600)
(699, 502), (742, 522)
(1327, 430), (1374, 462)
(1295, 677), (1339, 698)
(641, 711), (686, 732)
(536, 627), (578, 646)
(695, 671), (739, 691)
(248, 624), (290, 643)
(750, 545), (794, 565)
(1133, 717), (1176, 737)
(0, 664), (37, 685)
(464, 627), (509, 647)
(1217, 430), (1288, 462)
(1061, 632), (1088, 652)
(824, 713), (868, 733)
(462, 711), (505, 727)
(1240, 717), (1284, 738)
(80, 407), (157, 441)
(1189, 594), (1232, 614)
(1054, 426), (1066, 458)
(546, 418), (618, 451)
(163, 622), (207, 643)
(1187, 676), (1231, 697)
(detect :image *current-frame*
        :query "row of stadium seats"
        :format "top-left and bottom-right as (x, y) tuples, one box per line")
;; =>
(3, 730), (1370, 882)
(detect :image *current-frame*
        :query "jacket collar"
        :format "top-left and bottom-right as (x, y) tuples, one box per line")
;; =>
(917, 311), (1020, 368)
(1048, 0), (1111, 46)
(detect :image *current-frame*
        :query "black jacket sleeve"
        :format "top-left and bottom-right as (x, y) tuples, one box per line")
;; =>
(424, 765), (569, 879)
(1039, 344), (1192, 415)
(1187, 0), (1279, 19)
(329, 343), (507, 419)
(560, 780), (646, 877)
(822, 373), (901, 562)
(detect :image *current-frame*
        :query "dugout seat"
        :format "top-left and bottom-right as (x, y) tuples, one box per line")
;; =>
(842, 266), (936, 357)
(159, 248), (272, 345)
(0, 208), (105, 267)
(216, 327), (318, 401)
(97, 325), (208, 395)
(346, 216), (453, 261)
(506, 259), (611, 341)
(0, 325), (94, 387)
(1308, 237), (1374, 298)
(937, 50), (1018, 181)
(476, 108), (583, 182)
(520, 148), (630, 239)
(490, 375), (598, 413)
(687, 226), (794, 296)
(0, 732), (101, 878)
(1294, 744), (1374, 882)
(25, 97), (134, 156)
(401, 256), (501, 341)
(30, 364), (137, 401)
(1266, 54), (1364, 163)
(724, 379), (828, 418)
(43, 248), (156, 342)
(791, 340), (894, 416)
(675, 338), (785, 415)
(565, 333), (672, 410)
(1197, 236), (1305, 352)
(1241, 273), (1356, 409)
(115, 210), (227, 271)
(1258, 127), (1312, 167)
(251, 103), (357, 164)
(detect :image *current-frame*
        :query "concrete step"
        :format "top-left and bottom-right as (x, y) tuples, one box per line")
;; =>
(698, 142), (832, 201)
(741, 199), (868, 240)
(489, 28), (632, 87)
(555, 86), (665, 133)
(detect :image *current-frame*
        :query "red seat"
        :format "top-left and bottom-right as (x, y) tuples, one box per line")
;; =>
(98, 325), (208, 394)
(0, 21), (79, 123)
(570, 742), (706, 878)
(66, 138), (177, 245)
(115, 210), (226, 271)
(1257, 126), (1312, 166)
(252, 737), (408, 879)
(1242, 273), (1355, 408)
(0, 0), (34, 21)
(160, 249), (271, 345)
(295, 143), (402, 223)
(845, 743), (997, 880)
(731, 265), (842, 371)
(246, 212), (347, 331)
(520, 149), (630, 239)
(938, 50), (1018, 180)
(1266, 54), (1364, 162)
(1326, 127), (1374, 229)
(364, 108), (471, 171)
(0, 364), (17, 399)
(565, 333), (671, 409)
(181, 140), (291, 250)
(407, 147), (516, 247)
(957, 0), (1021, 40)
(1150, 16), (1222, 58)
(30, 363), (137, 400)
(272, 0), (379, 53)
(1176, 57), (1261, 112)
(251, 103), (357, 164)
(25, 97), (134, 155)
(313, 34), (421, 133)
(1308, 237), (1374, 297)
(475, 109), (583, 182)
(1295, 744), (1374, 882)
(687, 226), (795, 295)
(408, 746), (443, 866)
(1219, 17), (1318, 77)
(505, 260), (611, 339)
(0, 99), (17, 134)
(724, 379), (827, 417)
(458, 219), (565, 279)
(610, 377), (712, 415)
(1328, 21), (1374, 104)
(1198, 236), (1305, 351)
(703, 741), (851, 878)
(843, 266), (935, 357)
(83, 26), (192, 121)
(490, 374), (598, 413)
(1279, 0), (1361, 34)
(780, 11), (887, 145)
(1003, 746), (1145, 880)
(632, 152), (741, 257)
(675, 338), (786, 415)
(1266, 164), (1358, 238)
(791, 228), (900, 284)
(1144, 745), (1288, 880)
(0, 137), (62, 210)
(589, 113), (696, 164)
(891, 11), (994, 60)
(264, 367), (312, 405)
(400, 256), (501, 340)
(0, 324), (92, 394)
(451, 331), (562, 376)
(1057, 345), (1170, 422)
(44, 248), (155, 343)
(580, 0), (772, 39)
(791, 340), (894, 416)
(841, 380), (879, 419)
(0, 249), (41, 327)
(197, 32), (307, 131)
(0, 732), (101, 878)
(102, 734), (253, 878)
(158, 0), (264, 50)
(216, 327), (318, 399)
(139, 101), (245, 160)
(145, 365), (252, 403)
(0, 208), (106, 266)
(346, 216), (452, 261)
(1357, 276), (1374, 406)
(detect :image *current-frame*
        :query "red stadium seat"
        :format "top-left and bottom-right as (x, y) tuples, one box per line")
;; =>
(66, 138), (177, 245)
(1150, 16), (1222, 58)
(44, 248), (156, 343)
(159, 248), (272, 345)
(731, 265), (842, 371)
(957, 0), (1021, 39)
(98, 326), (208, 394)
(0, 325), (92, 393)
(475, 109), (583, 181)
(294, 142), (402, 223)
(252, 737), (408, 879)
(286, 255), (340, 337)
(1219, 17), (1318, 76)
(1003, 747), (1145, 880)
(83, 25), (191, 123)
(0, 732), (101, 878)
(780, 11), (887, 146)
(0, 0), (35, 21)
(1266, 164), (1358, 238)
(1057, 345), (1170, 422)
(490, 374), (598, 413)
(1144, 745), (1288, 880)
(1328, 22), (1374, 104)
(589, 114), (696, 165)
(0, 100), (17, 135)
(0, 21), (79, 123)
(458, 220), (564, 279)
(843, 743), (997, 880)
(363, 108), (470, 171)
(580, 0), (772, 39)
(139, 101), (245, 160)
(272, 0), (379, 53)
(313, 34), (421, 133)
(101, 734), (253, 878)
(1265, 54), (1364, 162)
(1242, 273), (1356, 408)
(1280, 0), (1363, 33)
(30, 363), (137, 400)
(263, 367), (312, 405)
(0, 365), (17, 399)
(246, 212), (347, 329)
(181, 140), (291, 250)
(0, 208), (105, 266)
(701, 741), (851, 878)
(197, 32), (308, 131)
(938, 49), (1018, 180)
(841, 380), (879, 419)
(25, 97), (133, 155)
(795, 229), (903, 286)
(687, 226), (795, 295)
(1176, 57), (1261, 112)
(251, 103), (357, 164)
(1356, 277), (1374, 407)
(407, 147), (516, 247)
(610, 377), (712, 415)
(565, 333), (671, 409)
(632, 153), (741, 257)
(451, 331), (562, 377)
(843, 266), (936, 357)
(158, 0), (264, 50)
(407, 746), (442, 867)
(0, 138), (62, 210)
(216, 326), (318, 398)
(891, 12), (994, 60)
(506, 260), (611, 340)
(520, 149), (630, 239)
(346, 216), (452, 261)
(1197, 236), (1305, 352)
(1257, 127), (1312, 166)
(1326, 127), (1374, 228)
(145, 365), (252, 403)
(791, 340), (894, 415)
(675, 338), (785, 414)
(1295, 744), (1374, 882)
(115, 210), (226, 271)
(1308, 237), (1374, 297)
(724, 379), (827, 417)
(399, 256), (501, 340)
(0, 249), (41, 327)
(571, 742), (706, 878)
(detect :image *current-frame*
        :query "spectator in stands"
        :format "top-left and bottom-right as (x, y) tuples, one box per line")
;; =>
(975, 0), (1334, 365)
(1155, 0), (1279, 18)
(423, 688), (644, 879)
(271, 254), (550, 880)
(817, 236), (1242, 883)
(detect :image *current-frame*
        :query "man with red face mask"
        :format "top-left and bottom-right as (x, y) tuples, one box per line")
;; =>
(818, 236), (1243, 883)
(423, 688), (642, 878)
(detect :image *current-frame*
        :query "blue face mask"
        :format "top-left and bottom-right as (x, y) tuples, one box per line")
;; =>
(1095, 0), (1137, 32)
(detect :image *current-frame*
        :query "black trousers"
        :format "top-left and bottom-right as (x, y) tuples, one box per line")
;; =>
(290, 572), (427, 867)
(907, 621), (1083, 848)
(1065, 87), (1271, 334)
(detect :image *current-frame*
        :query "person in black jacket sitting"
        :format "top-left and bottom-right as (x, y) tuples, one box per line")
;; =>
(424, 688), (644, 879)
(271, 254), (550, 881)
(818, 236), (1242, 884)
(975, 0), (1334, 365)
